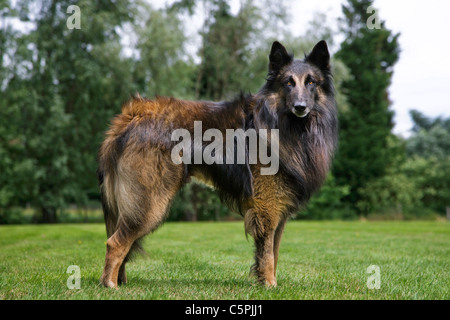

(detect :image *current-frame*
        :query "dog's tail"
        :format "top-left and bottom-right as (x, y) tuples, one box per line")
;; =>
(97, 166), (117, 241)
(97, 119), (145, 261)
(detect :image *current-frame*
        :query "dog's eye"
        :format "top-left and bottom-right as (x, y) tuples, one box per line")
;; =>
(286, 80), (294, 87)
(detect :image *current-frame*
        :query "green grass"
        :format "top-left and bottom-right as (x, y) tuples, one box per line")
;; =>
(0, 221), (448, 299)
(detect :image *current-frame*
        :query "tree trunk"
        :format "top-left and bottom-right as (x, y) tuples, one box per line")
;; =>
(186, 184), (201, 222)
(40, 206), (57, 223)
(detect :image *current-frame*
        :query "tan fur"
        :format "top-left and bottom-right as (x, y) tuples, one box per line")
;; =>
(243, 164), (295, 287)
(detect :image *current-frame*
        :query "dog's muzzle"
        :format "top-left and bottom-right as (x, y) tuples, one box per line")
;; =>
(293, 105), (309, 117)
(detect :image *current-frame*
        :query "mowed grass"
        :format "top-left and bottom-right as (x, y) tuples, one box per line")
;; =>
(0, 220), (448, 300)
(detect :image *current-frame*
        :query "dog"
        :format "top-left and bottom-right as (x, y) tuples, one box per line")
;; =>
(98, 40), (338, 288)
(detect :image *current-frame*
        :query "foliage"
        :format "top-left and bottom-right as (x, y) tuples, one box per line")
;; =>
(195, 0), (272, 99)
(1, 0), (137, 222)
(402, 110), (450, 214)
(356, 111), (450, 217)
(133, 3), (196, 98)
(168, 182), (234, 222)
(332, 0), (401, 214)
(0, 0), (446, 223)
(356, 168), (420, 218)
(406, 109), (450, 158)
(401, 156), (450, 214)
(297, 174), (353, 220)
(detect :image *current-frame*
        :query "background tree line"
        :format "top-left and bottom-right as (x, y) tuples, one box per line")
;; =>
(0, 0), (448, 223)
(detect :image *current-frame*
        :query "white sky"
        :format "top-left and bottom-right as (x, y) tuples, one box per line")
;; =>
(153, 0), (450, 137)
(372, 0), (450, 137)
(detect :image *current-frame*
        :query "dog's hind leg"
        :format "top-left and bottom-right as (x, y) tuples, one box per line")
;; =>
(102, 224), (158, 288)
(101, 229), (134, 288)
(117, 239), (143, 285)
(100, 149), (184, 288)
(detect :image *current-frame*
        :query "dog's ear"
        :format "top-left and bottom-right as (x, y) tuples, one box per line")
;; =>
(269, 41), (293, 73)
(305, 40), (330, 71)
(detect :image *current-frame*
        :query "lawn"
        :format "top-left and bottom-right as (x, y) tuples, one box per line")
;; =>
(0, 220), (448, 300)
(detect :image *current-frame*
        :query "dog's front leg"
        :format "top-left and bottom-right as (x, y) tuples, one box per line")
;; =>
(253, 231), (277, 287)
(245, 209), (278, 287)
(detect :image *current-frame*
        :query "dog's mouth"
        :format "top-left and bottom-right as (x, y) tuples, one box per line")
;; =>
(292, 106), (309, 118)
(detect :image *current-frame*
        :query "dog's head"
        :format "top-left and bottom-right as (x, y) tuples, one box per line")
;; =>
(265, 40), (331, 118)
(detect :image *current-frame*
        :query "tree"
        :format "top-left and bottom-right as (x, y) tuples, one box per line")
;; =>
(133, 3), (196, 98)
(332, 0), (400, 214)
(354, 135), (419, 217)
(407, 110), (450, 158)
(1, 0), (137, 222)
(195, 0), (264, 100)
(403, 111), (450, 214)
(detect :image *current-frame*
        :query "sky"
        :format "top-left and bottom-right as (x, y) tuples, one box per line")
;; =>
(153, 0), (450, 137)
(370, 0), (450, 136)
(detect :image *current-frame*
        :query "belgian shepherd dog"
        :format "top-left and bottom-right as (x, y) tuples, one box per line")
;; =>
(98, 40), (338, 288)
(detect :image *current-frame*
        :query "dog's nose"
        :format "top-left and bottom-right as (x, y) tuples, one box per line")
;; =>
(294, 105), (307, 114)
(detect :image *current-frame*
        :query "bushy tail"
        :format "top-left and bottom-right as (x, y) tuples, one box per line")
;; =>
(97, 166), (119, 240)
(97, 135), (145, 261)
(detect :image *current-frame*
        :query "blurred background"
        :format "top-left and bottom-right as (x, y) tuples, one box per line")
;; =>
(0, 0), (449, 224)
